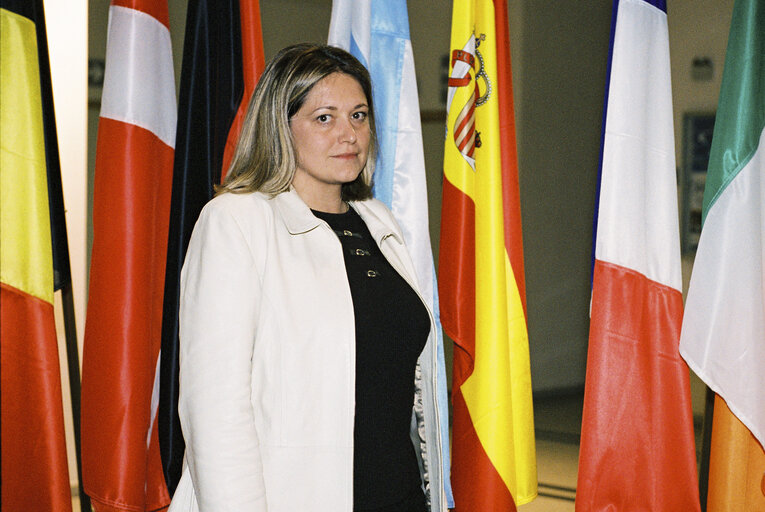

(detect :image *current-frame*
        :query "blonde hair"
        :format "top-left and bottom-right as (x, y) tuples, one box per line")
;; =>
(218, 44), (376, 200)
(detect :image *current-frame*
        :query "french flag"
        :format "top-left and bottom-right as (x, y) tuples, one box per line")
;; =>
(575, 1), (701, 510)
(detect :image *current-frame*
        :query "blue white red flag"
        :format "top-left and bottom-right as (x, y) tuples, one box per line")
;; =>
(576, 1), (700, 510)
(328, 1), (453, 506)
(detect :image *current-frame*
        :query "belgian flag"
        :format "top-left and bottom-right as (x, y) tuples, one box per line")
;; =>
(0, 0), (73, 510)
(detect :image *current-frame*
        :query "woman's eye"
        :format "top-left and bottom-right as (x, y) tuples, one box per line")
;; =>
(352, 111), (368, 121)
(317, 114), (331, 123)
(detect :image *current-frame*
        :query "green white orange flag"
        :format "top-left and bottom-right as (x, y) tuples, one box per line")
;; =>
(679, 0), (765, 507)
(438, 0), (536, 509)
(0, 0), (72, 510)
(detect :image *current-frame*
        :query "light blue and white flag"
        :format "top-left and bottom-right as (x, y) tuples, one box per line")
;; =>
(329, 1), (454, 506)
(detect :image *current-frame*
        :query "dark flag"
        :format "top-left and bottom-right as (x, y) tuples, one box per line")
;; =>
(159, 0), (265, 494)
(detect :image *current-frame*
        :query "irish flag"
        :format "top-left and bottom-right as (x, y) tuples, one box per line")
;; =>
(576, 1), (700, 510)
(439, 0), (536, 509)
(679, 0), (765, 507)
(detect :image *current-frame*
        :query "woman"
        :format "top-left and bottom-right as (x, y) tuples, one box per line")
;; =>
(168, 44), (447, 512)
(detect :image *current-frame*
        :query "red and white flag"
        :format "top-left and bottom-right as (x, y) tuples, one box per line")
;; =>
(576, 1), (701, 510)
(81, 1), (176, 510)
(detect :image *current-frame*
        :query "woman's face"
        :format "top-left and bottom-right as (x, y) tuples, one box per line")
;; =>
(289, 72), (370, 201)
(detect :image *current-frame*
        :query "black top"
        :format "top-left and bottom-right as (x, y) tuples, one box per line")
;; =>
(312, 207), (429, 512)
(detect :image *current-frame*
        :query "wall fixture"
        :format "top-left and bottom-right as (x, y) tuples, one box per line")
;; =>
(691, 56), (713, 82)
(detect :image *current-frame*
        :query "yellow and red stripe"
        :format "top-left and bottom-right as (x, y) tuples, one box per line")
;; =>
(1, 3), (72, 510)
(439, 0), (537, 510)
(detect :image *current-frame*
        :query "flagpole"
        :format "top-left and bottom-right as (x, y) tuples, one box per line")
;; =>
(698, 385), (715, 510)
(60, 283), (91, 512)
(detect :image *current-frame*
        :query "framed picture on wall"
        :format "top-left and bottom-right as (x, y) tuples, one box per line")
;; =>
(681, 113), (715, 254)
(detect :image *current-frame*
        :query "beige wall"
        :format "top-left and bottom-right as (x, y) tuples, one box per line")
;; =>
(669, 0), (735, 299)
(47, 0), (88, 489)
(512, 2), (612, 392)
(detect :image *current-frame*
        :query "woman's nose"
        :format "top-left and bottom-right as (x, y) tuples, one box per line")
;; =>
(338, 118), (357, 143)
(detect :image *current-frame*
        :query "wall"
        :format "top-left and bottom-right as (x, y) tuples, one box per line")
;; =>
(668, 0), (735, 412)
(45, 0), (88, 489)
(513, 2), (612, 392)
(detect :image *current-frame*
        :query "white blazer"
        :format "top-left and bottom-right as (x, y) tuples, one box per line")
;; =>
(168, 189), (447, 512)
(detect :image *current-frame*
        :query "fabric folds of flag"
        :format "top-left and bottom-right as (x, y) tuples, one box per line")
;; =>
(0, 1), (72, 510)
(327, 1), (453, 506)
(576, 1), (701, 510)
(679, 0), (765, 507)
(439, 0), (536, 509)
(159, 0), (265, 494)
(81, 1), (176, 510)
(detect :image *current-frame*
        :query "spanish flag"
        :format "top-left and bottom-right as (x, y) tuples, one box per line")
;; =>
(0, 0), (72, 509)
(439, 0), (537, 509)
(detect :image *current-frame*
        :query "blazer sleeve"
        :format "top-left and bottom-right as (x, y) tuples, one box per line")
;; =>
(178, 197), (268, 511)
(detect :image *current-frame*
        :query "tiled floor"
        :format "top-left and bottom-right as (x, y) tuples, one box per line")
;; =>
(519, 391), (584, 510)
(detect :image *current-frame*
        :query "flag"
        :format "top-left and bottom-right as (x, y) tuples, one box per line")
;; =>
(438, 0), (536, 509)
(80, 1), (176, 510)
(679, 0), (765, 507)
(576, 1), (701, 510)
(0, 1), (72, 509)
(159, 0), (265, 494)
(704, 396), (765, 510)
(327, 1), (453, 506)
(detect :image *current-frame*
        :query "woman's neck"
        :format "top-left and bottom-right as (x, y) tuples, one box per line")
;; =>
(291, 180), (347, 213)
